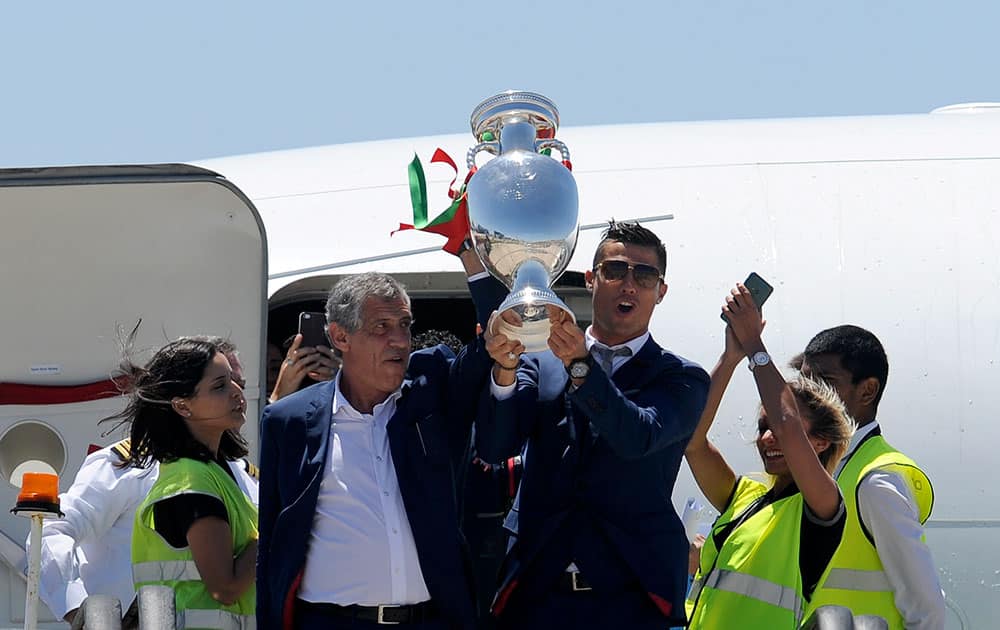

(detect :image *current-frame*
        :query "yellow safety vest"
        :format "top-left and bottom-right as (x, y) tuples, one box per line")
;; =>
(686, 476), (817, 629)
(804, 433), (934, 629)
(132, 458), (258, 630)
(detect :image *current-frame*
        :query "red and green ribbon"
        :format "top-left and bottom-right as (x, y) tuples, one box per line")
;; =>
(393, 149), (475, 255)
(393, 140), (570, 254)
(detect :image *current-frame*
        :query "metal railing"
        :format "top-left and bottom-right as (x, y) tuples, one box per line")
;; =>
(802, 605), (889, 630)
(67, 586), (176, 630)
(67, 596), (121, 630)
(137, 586), (175, 630)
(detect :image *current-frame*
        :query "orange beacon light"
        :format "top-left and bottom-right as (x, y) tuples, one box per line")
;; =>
(12, 472), (62, 516)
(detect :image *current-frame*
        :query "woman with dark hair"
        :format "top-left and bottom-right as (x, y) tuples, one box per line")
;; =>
(683, 284), (854, 629)
(108, 337), (257, 628)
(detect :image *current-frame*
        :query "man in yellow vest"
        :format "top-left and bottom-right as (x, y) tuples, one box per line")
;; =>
(800, 325), (945, 629)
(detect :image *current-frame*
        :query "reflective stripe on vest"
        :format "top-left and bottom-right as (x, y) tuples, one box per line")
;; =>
(821, 568), (892, 593)
(689, 575), (706, 603)
(133, 560), (202, 583)
(695, 568), (803, 621)
(181, 608), (256, 630)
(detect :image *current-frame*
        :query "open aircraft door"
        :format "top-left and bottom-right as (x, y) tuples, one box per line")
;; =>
(0, 165), (266, 626)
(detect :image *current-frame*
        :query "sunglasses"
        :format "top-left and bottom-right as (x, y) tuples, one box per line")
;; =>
(595, 260), (663, 289)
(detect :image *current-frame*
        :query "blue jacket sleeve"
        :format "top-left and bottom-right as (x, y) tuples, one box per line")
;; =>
(427, 275), (506, 466)
(569, 359), (710, 459)
(474, 356), (542, 462)
(468, 275), (507, 329)
(446, 337), (494, 463)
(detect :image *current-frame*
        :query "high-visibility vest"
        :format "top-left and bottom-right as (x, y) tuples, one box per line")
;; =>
(132, 458), (258, 630)
(686, 477), (815, 629)
(804, 434), (934, 629)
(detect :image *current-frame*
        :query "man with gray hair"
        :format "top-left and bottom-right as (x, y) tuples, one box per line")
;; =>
(257, 264), (501, 630)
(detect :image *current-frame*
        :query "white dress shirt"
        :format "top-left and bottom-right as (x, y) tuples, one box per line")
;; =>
(491, 327), (649, 400)
(298, 372), (431, 605)
(32, 447), (258, 619)
(837, 421), (946, 630)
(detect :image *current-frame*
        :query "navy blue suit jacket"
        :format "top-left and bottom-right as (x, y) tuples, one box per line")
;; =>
(476, 332), (709, 624)
(256, 340), (494, 630)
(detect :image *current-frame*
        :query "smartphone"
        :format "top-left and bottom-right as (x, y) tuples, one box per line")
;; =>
(721, 272), (774, 322)
(298, 311), (330, 348)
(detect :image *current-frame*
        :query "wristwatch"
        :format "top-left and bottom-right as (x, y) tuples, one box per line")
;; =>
(566, 355), (592, 379)
(748, 351), (771, 371)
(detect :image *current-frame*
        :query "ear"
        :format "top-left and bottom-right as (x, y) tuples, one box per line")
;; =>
(810, 436), (831, 456)
(328, 322), (351, 356)
(584, 268), (595, 292)
(656, 282), (668, 304)
(171, 398), (190, 418)
(858, 376), (881, 409)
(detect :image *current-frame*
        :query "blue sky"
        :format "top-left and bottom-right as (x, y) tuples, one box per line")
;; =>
(1, 1), (996, 167)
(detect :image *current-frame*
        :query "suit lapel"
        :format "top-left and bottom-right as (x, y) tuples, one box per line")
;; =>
(300, 381), (336, 500)
(386, 378), (413, 432)
(611, 337), (665, 394)
(386, 379), (415, 483)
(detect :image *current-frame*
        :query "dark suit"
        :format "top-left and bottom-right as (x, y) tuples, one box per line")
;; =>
(476, 335), (710, 628)
(256, 340), (493, 630)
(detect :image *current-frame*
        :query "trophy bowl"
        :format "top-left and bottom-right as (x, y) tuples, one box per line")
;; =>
(465, 91), (580, 353)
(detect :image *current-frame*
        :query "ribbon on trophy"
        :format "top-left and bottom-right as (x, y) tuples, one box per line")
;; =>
(393, 126), (573, 255)
(535, 126), (574, 171)
(393, 148), (477, 255)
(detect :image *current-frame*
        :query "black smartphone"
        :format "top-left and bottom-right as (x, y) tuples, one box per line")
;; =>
(298, 312), (330, 348)
(721, 272), (774, 322)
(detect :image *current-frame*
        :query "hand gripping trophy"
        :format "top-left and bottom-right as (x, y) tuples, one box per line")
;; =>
(466, 91), (579, 352)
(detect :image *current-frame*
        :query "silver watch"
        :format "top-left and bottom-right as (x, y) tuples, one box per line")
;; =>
(748, 351), (771, 371)
(567, 357), (592, 379)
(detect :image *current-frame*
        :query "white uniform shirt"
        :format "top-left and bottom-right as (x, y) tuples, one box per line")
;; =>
(31, 445), (259, 619)
(837, 422), (946, 630)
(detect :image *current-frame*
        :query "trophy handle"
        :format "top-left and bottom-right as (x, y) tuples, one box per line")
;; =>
(467, 141), (500, 170)
(535, 139), (571, 164)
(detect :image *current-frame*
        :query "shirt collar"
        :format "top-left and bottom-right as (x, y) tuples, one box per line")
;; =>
(331, 369), (404, 418)
(584, 327), (649, 357)
(833, 420), (880, 476)
(847, 420), (880, 453)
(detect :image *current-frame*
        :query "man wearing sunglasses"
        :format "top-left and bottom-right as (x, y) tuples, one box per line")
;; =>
(475, 220), (710, 629)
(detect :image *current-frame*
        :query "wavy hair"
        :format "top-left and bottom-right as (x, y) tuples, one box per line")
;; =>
(102, 336), (248, 468)
(788, 375), (855, 474)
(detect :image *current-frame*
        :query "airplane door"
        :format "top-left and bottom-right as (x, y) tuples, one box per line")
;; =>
(0, 165), (266, 626)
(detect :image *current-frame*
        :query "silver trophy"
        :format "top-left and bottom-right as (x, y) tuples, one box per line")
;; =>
(466, 91), (579, 353)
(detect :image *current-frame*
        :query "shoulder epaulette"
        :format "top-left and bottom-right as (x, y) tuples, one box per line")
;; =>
(110, 438), (132, 462)
(243, 459), (260, 480)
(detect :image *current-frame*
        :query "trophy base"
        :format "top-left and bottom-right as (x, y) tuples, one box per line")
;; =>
(494, 286), (576, 354)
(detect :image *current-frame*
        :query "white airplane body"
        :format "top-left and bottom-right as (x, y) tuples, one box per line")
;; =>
(0, 105), (997, 627)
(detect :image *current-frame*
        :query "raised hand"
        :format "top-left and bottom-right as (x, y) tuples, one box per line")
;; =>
(270, 334), (339, 402)
(547, 316), (587, 369)
(305, 345), (339, 382)
(721, 283), (765, 353)
(485, 310), (526, 369)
